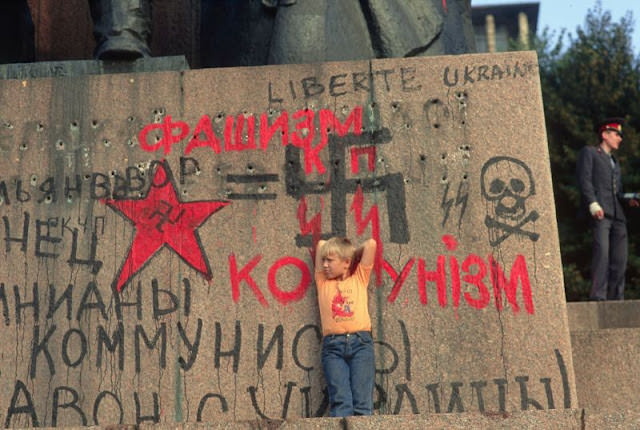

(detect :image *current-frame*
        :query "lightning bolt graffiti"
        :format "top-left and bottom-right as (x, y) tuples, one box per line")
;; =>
(441, 181), (469, 228)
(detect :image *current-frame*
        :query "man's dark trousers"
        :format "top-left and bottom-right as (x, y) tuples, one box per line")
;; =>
(590, 216), (628, 300)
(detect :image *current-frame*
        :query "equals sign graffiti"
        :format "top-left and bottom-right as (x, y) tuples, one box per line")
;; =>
(226, 173), (279, 200)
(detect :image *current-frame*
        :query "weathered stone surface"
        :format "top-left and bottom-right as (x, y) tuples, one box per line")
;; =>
(24, 409), (608, 429)
(0, 57), (189, 80)
(0, 51), (574, 427)
(567, 300), (640, 330)
(584, 410), (640, 429)
(571, 328), (640, 411)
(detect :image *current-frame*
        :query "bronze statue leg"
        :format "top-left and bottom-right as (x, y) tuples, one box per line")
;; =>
(89, 0), (152, 60)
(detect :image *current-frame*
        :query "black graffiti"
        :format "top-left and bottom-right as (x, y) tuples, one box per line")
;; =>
(248, 383), (329, 419)
(148, 200), (185, 232)
(225, 173), (279, 200)
(441, 181), (469, 228)
(396, 358), (569, 415)
(268, 66), (421, 104)
(4, 381), (161, 427)
(480, 156), (540, 246)
(443, 61), (537, 87)
(7, 305), (572, 425)
(0, 278), (191, 327)
(285, 128), (410, 246)
(485, 211), (540, 246)
(0, 157), (205, 206)
(2, 212), (104, 273)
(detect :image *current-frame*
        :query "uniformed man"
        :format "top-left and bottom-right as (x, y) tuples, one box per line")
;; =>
(577, 118), (639, 300)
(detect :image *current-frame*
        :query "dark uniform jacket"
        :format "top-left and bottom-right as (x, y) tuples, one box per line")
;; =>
(576, 145), (626, 221)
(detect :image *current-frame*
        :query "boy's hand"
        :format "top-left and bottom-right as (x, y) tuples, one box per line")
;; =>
(314, 240), (327, 271)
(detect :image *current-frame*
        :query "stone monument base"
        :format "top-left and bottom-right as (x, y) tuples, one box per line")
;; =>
(0, 56), (189, 80)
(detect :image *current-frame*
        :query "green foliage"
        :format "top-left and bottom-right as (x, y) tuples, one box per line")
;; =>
(534, 1), (640, 300)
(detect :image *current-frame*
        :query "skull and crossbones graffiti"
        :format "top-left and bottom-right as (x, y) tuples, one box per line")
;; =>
(480, 156), (540, 246)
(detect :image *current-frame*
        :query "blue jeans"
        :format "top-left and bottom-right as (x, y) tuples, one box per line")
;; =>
(321, 331), (374, 417)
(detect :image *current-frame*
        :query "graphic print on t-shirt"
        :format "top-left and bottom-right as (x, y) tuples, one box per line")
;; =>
(331, 289), (354, 319)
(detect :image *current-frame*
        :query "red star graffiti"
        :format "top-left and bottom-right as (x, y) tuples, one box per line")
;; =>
(102, 161), (230, 291)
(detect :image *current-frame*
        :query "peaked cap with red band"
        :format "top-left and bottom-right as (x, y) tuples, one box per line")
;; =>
(597, 117), (624, 137)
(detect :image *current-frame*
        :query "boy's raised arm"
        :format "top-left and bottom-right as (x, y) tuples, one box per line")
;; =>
(315, 240), (326, 271)
(359, 238), (377, 267)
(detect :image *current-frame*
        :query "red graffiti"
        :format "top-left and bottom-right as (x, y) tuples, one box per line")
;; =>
(226, 240), (534, 316)
(230, 253), (268, 307)
(351, 185), (383, 285)
(102, 161), (230, 291)
(138, 115), (189, 155)
(351, 146), (376, 173)
(138, 106), (363, 175)
(268, 256), (311, 305)
(384, 258), (416, 303)
(230, 253), (311, 308)
(384, 235), (535, 315)
(185, 114), (221, 154)
(297, 196), (323, 260)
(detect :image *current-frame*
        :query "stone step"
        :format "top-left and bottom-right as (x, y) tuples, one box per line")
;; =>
(567, 301), (640, 413)
(567, 300), (640, 330)
(29, 409), (640, 429)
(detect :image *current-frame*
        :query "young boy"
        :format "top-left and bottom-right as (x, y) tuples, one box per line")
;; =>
(314, 237), (377, 417)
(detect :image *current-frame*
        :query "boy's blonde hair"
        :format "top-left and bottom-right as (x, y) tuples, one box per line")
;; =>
(320, 237), (355, 261)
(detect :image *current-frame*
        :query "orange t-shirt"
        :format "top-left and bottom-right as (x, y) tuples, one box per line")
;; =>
(315, 263), (373, 337)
